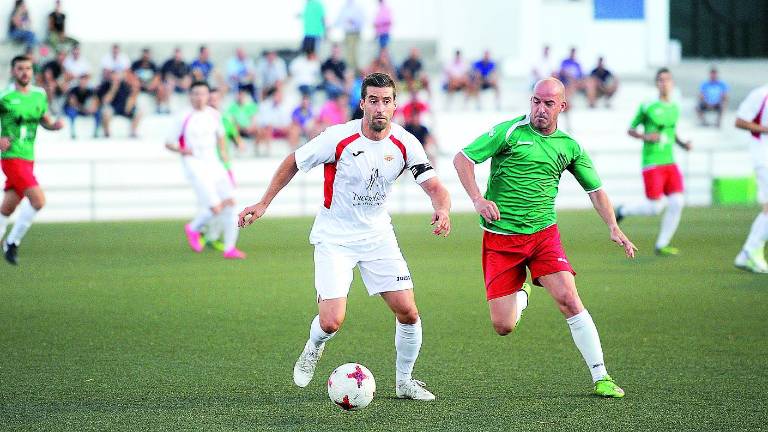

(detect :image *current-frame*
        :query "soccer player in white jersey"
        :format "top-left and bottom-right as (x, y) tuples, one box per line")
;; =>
(238, 73), (451, 400)
(166, 81), (245, 259)
(734, 83), (768, 273)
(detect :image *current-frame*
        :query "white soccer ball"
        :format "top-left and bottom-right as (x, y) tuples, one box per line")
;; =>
(327, 363), (376, 411)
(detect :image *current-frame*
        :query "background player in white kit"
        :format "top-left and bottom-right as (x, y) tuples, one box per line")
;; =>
(166, 81), (245, 259)
(238, 73), (451, 400)
(734, 83), (768, 273)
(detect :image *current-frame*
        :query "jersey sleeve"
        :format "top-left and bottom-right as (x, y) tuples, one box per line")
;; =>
(402, 132), (436, 184)
(461, 120), (514, 164)
(736, 88), (766, 122)
(629, 103), (645, 129)
(294, 128), (338, 172)
(567, 144), (603, 193)
(166, 114), (185, 145)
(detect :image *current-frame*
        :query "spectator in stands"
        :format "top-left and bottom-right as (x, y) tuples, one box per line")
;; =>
(587, 56), (618, 108)
(403, 102), (437, 168)
(97, 70), (141, 138)
(365, 47), (395, 78)
(443, 50), (470, 101)
(8, 0), (37, 47)
(398, 47), (430, 97)
(256, 87), (299, 153)
(559, 47), (591, 102)
(531, 44), (557, 87)
(190, 45), (214, 83)
(41, 50), (68, 112)
(696, 66), (729, 128)
(63, 73), (99, 139)
(161, 47), (191, 95)
(301, 0), (326, 55)
(348, 69), (364, 119)
(320, 44), (347, 97)
(335, 0), (364, 73)
(291, 93), (314, 143)
(468, 49), (501, 109)
(100, 44), (131, 76)
(374, 0), (393, 50)
(289, 50), (321, 96)
(63, 44), (91, 83)
(311, 92), (349, 138)
(46, 0), (77, 50)
(210, 87), (245, 154)
(257, 50), (288, 100)
(226, 87), (259, 139)
(226, 47), (257, 100)
(131, 47), (167, 114)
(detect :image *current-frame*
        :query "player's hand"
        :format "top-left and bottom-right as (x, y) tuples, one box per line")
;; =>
(50, 119), (64, 130)
(430, 209), (451, 237)
(179, 147), (193, 156)
(0, 137), (10, 152)
(644, 133), (661, 142)
(238, 203), (268, 228)
(680, 140), (692, 151)
(473, 197), (500, 223)
(610, 225), (637, 258)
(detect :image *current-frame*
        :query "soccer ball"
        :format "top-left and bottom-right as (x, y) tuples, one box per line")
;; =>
(327, 363), (376, 411)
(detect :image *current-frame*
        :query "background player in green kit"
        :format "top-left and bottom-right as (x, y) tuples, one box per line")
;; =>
(0, 55), (63, 265)
(616, 68), (692, 256)
(453, 78), (636, 398)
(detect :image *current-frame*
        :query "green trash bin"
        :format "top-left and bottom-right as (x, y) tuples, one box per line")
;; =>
(712, 176), (757, 206)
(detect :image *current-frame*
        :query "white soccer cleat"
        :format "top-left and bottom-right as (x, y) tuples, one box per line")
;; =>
(395, 379), (436, 401)
(293, 341), (324, 388)
(734, 249), (768, 274)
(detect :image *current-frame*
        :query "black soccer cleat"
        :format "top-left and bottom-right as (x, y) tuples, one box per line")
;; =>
(3, 241), (18, 265)
(615, 205), (625, 224)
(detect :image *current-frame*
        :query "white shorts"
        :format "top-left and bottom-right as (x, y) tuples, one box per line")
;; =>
(756, 166), (768, 204)
(313, 232), (413, 300)
(183, 160), (233, 208)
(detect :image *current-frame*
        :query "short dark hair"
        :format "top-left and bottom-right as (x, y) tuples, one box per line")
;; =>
(11, 55), (31, 68)
(190, 81), (210, 91)
(361, 72), (396, 100)
(655, 67), (671, 80)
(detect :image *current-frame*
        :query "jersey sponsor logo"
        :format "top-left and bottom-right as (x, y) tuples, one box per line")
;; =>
(352, 150), (365, 157)
(353, 168), (387, 207)
(9, 99), (20, 104)
(517, 140), (534, 145)
(396, 275), (411, 282)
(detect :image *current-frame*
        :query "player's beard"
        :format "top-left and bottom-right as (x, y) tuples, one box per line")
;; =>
(369, 116), (389, 133)
(15, 74), (31, 87)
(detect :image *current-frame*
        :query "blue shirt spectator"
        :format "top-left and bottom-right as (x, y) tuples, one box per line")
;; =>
(190, 45), (214, 82)
(696, 67), (729, 127)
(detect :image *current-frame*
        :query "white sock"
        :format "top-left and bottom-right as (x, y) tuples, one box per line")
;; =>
(566, 310), (608, 382)
(206, 215), (223, 242)
(0, 213), (8, 241)
(308, 315), (336, 350)
(395, 317), (422, 382)
(221, 205), (239, 250)
(6, 200), (38, 246)
(655, 193), (684, 249)
(515, 290), (528, 325)
(620, 199), (664, 217)
(743, 212), (768, 252)
(189, 208), (214, 232)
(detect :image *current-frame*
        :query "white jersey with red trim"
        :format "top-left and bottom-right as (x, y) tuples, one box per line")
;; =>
(295, 119), (436, 244)
(736, 84), (768, 168)
(167, 107), (225, 170)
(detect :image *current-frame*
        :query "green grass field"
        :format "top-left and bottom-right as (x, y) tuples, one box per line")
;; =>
(1, 207), (767, 431)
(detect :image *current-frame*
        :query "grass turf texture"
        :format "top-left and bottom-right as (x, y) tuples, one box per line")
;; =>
(1, 207), (766, 431)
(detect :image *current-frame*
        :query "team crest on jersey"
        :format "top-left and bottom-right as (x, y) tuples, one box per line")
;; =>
(384, 155), (394, 162)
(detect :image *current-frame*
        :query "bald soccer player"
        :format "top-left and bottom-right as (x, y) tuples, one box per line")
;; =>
(454, 78), (635, 398)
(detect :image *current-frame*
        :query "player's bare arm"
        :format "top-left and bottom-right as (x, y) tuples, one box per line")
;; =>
(0, 136), (10, 151)
(675, 134), (692, 150)
(588, 189), (637, 258)
(164, 141), (192, 155)
(40, 113), (64, 131)
(627, 128), (659, 142)
(419, 177), (451, 237)
(735, 118), (768, 135)
(453, 152), (500, 223)
(238, 152), (299, 228)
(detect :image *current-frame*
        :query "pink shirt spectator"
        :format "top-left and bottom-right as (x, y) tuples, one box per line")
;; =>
(374, 2), (392, 36)
(317, 100), (346, 126)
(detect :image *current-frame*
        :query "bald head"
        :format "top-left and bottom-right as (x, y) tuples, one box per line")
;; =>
(533, 78), (565, 102)
(529, 78), (567, 135)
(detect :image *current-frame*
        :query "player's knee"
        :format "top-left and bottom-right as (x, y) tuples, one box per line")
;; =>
(396, 309), (419, 325)
(492, 321), (515, 336)
(557, 293), (583, 316)
(319, 316), (344, 333)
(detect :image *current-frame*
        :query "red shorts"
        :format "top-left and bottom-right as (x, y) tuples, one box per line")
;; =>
(642, 164), (684, 200)
(1, 158), (38, 196)
(482, 224), (575, 301)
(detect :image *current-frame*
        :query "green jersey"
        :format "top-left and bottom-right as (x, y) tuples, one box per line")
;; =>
(217, 114), (240, 170)
(303, 0), (325, 37)
(462, 115), (602, 235)
(0, 84), (48, 161)
(226, 101), (258, 129)
(630, 99), (679, 167)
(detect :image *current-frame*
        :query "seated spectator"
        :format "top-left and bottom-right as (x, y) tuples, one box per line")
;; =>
(161, 47), (191, 95)
(559, 47), (593, 104)
(398, 47), (430, 96)
(348, 70), (364, 119)
(310, 92), (349, 138)
(97, 70), (141, 138)
(403, 105), (437, 168)
(63, 73), (99, 139)
(443, 50), (470, 101)
(226, 47), (257, 100)
(587, 57), (618, 108)
(226, 87), (259, 138)
(397, 94), (429, 124)
(373, 0), (392, 49)
(291, 94), (314, 142)
(100, 43), (131, 75)
(257, 50), (288, 99)
(63, 44), (91, 83)
(531, 45), (557, 87)
(320, 44), (348, 97)
(131, 48), (167, 114)
(46, 0), (77, 50)
(41, 50), (68, 111)
(8, 0), (37, 47)
(468, 50), (501, 109)
(256, 87), (299, 152)
(365, 47), (395, 78)
(289, 50), (321, 96)
(190, 45), (214, 83)
(696, 67), (729, 128)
